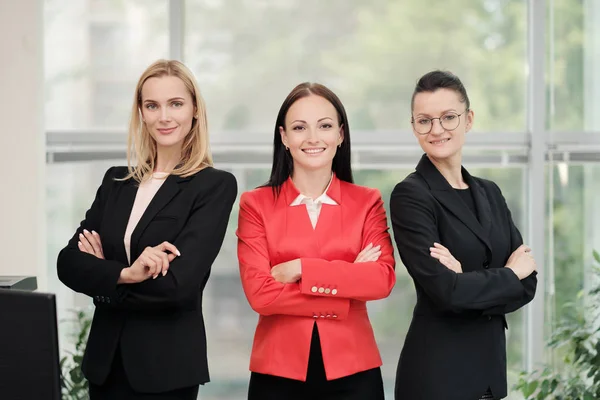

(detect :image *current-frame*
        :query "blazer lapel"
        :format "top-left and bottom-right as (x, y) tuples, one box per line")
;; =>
(129, 174), (186, 261)
(416, 154), (492, 252)
(463, 169), (492, 243)
(281, 179), (318, 254)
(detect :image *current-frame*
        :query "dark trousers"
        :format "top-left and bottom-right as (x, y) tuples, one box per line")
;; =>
(248, 323), (384, 400)
(89, 347), (199, 400)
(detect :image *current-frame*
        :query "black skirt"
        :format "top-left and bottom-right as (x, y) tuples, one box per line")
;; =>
(248, 323), (384, 400)
(88, 346), (199, 400)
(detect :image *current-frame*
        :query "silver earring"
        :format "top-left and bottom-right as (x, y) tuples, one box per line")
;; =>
(285, 146), (289, 151)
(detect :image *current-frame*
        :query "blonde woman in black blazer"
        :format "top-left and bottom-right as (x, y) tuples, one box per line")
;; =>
(57, 60), (237, 399)
(391, 71), (537, 400)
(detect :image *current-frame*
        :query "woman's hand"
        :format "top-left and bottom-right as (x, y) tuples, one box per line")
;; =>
(120, 241), (181, 283)
(78, 229), (105, 259)
(430, 242), (462, 273)
(271, 259), (302, 284)
(354, 243), (381, 263)
(505, 244), (537, 280)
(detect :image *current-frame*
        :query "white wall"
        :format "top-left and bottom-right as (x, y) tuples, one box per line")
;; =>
(0, 0), (46, 289)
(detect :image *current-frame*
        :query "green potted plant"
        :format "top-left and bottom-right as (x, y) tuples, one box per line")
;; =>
(515, 250), (600, 399)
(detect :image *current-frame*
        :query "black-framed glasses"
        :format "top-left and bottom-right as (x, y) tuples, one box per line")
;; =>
(411, 109), (469, 135)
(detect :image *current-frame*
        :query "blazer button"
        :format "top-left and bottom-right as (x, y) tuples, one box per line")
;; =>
(313, 314), (318, 319)
(332, 314), (337, 318)
(483, 261), (490, 269)
(318, 287), (325, 294)
(324, 288), (331, 294)
(487, 316), (492, 321)
(331, 289), (338, 295)
(311, 286), (318, 293)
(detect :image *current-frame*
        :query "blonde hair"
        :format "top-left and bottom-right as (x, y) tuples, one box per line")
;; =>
(123, 59), (213, 183)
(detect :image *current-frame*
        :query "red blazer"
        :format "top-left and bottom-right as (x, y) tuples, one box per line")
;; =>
(236, 175), (396, 381)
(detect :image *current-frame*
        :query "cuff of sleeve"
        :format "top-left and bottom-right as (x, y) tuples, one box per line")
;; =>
(308, 297), (350, 321)
(300, 258), (340, 297)
(500, 267), (527, 298)
(94, 262), (127, 305)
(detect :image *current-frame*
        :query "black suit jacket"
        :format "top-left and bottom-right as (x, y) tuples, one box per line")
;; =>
(57, 166), (237, 393)
(390, 155), (536, 400)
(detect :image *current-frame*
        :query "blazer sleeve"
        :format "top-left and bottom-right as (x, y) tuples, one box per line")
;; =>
(298, 189), (396, 301)
(483, 183), (537, 315)
(390, 180), (527, 313)
(57, 167), (128, 298)
(107, 171), (238, 310)
(237, 191), (351, 320)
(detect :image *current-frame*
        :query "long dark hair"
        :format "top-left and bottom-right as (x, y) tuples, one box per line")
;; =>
(264, 82), (353, 195)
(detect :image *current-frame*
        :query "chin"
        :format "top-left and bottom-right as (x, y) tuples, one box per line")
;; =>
(296, 160), (334, 172)
(153, 136), (183, 148)
(425, 146), (459, 160)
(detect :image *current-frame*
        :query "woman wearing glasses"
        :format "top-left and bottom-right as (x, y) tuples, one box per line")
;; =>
(390, 70), (537, 400)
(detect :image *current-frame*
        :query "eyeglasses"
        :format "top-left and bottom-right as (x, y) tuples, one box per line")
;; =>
(411, 110), (469, 135)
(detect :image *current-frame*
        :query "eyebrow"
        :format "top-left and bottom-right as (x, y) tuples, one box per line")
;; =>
(290, 117), (334, 124)
(415, 108), (458, 117)
(143, 97), (186, 103)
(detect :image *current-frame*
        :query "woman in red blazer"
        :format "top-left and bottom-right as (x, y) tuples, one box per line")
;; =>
(236, 82), (396, 400)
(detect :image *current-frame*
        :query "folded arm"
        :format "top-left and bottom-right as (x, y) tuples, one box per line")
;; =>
(299, 190), (396, 301)
(390, 181), (527, 313)
(483, 183), (537, 315)
(236, 192), (350, 320)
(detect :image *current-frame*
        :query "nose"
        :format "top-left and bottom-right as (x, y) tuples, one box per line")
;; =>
(159, 107), (171, 122)
(306, 126), (319, 143)
(429, 119), (444, 135)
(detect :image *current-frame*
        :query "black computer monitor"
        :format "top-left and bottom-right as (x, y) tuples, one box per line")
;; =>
(0, 289), (61, 400)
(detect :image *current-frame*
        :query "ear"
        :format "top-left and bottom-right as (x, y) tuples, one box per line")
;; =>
(465, 109), (475, 133)
(338, 124), (344, 145)
(279, 126), (288, 148)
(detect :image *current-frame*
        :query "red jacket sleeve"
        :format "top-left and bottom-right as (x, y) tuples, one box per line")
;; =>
(299, 189), (396, 301)
(237, 191), (350, 320)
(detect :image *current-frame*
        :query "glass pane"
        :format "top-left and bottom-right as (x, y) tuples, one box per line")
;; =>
(548, 0), (600, 131)
(184, 0), (527, 135)
(44, 0), (169, 130)
(546, 163), (600, 362)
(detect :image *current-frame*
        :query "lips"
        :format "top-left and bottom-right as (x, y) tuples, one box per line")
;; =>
(157, 127), (177, 135)
(302, 148), (326, 155)
(429, 138), (450, 145)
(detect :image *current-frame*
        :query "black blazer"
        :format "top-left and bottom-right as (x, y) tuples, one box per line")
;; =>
(390, 155), (536, 400)
(57, 166), (237, 393)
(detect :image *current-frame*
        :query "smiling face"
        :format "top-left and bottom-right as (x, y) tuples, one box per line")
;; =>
(140, 75), (196, 152)
(411, 88), (474, 163)
(279, 94), (343, 175)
